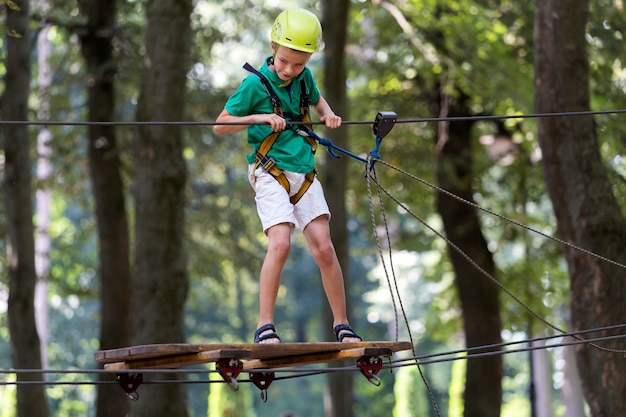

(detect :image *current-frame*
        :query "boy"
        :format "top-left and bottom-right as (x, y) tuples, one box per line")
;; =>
(214, 8), (361, 344)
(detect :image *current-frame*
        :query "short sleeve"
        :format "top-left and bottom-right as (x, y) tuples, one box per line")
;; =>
(224, 75), (274, 117)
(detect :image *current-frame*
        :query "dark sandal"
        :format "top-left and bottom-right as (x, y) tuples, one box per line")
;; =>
(333, 324), (362, 342)
(254, 323), (281, 344)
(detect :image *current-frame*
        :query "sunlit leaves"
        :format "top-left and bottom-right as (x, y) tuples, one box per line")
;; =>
(1, 0), (19, 10)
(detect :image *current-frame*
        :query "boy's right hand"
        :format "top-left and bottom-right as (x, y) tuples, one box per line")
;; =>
(259, 113), (286, 132)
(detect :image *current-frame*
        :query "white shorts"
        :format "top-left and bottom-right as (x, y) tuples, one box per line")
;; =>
(248, 164), (330, 232)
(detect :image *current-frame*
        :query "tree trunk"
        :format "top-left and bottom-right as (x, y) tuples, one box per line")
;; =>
(77, 1), (133, 416)
(531, 339), (553, 417)
(131, 0), (192, 415)
(320, 2), (353, 417)
(434, 98), (503, 417)
(1, 1), (50, 416)
(561, 340), (585, 417)
(534, 2), (626, 416)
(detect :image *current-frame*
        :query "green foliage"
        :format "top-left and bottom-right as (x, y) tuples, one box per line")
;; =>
(344, 2), (539, 346)
(393, 365), (430, 417)
(501, 351), (532, 417)
(207, 372), (254, 417)
(46, 192), (98, 297)
(587, 0), (626, 212)
(344, 0), (623, 342)
(0, 379), (16, 417)
(1, 0), (20, 10)
(249, 373), (326, 417)
(448, 356), (464, 417)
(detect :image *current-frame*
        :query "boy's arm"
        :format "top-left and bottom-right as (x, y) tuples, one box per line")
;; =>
(214, 109), (287, 136)
(311, 96), (342, 129)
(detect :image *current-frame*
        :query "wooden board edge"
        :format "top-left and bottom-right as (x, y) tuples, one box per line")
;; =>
(103, 349), (251, 370)
(95, 343), (193, 362)
(95, 341), (413, 363)
(243, 347), (393, 370)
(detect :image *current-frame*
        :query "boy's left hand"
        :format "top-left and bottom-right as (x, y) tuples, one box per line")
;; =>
(320, 114), (342, 129)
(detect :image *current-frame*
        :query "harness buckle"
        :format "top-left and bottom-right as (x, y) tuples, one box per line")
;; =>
(256, 151), (277, 172)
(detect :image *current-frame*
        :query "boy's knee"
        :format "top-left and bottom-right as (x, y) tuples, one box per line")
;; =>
(312, 241), (336, 264)
(269, 236), (291, 258)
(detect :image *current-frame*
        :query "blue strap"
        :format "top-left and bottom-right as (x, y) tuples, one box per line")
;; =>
(292, 126), (368, 164)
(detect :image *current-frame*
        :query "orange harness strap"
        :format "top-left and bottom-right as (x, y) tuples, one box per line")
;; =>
(254, 124), (318, 205)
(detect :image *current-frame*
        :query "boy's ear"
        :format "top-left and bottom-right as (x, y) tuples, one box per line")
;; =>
(270, 41), (278, 54)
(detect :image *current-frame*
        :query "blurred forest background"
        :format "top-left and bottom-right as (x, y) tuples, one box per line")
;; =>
(1, 0), (625, 417)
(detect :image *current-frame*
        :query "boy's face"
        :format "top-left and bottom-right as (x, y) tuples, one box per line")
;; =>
(270, 43), (312, 82)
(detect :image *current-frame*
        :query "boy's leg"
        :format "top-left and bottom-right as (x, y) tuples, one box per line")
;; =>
(257, 222), (292, 343)
(303, 216), (360, 342)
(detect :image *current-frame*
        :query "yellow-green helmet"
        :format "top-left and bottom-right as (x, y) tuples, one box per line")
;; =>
(271, 9), (322, 53)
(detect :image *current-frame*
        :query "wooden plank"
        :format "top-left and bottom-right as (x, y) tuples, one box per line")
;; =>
(96, 344), (204, 362)
(243, 347), (393, 370)
(103, 349), (251, 370)
(96, 341), (411, 363)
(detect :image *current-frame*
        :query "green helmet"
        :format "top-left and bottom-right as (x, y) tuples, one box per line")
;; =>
(271, 9), (322, 53)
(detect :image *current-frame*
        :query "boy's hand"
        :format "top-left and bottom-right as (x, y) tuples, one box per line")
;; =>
(259, 113), (287, 132)
(320, 113), (342, 129)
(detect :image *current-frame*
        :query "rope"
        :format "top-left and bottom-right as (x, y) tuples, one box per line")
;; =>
(376, 159), (626, 271)
(1, 108), (625, 127)
(2, 108), (625, 398)
(2, 325), (624, 387)
(393, 330), (626, 370)
(366, 168), (400, 342)
(367, 158), (626, 354)
(366, 160), (443, 417)
(391, 323), (626, 367)
(356, 117), (626, 414)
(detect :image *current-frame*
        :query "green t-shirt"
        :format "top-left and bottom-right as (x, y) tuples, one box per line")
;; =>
(224, 57), (321, 173)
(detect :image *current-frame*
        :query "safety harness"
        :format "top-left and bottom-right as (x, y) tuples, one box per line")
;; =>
(243, 62), (318, 205)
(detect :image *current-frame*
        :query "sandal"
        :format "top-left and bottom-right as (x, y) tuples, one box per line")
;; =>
(254, 323), (281, 344)
(333, 324), (362, 342)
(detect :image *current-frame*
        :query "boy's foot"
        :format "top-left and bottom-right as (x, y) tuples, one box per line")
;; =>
(254, 323), (281, 344)
(333, 324), (362, 343)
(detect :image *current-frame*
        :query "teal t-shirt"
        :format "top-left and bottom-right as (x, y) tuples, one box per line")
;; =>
(224, 57), (321, 173)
